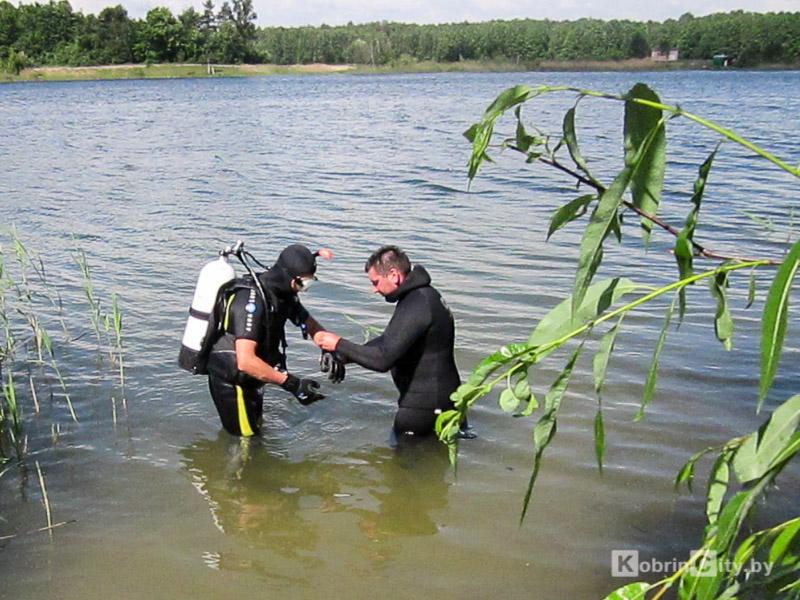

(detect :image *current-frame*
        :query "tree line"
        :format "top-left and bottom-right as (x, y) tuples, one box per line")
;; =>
(1, 2), (799, 73)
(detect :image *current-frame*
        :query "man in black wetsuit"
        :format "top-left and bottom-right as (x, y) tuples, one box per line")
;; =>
(314, 245), (461, 436)
(206, 244), (345, 437)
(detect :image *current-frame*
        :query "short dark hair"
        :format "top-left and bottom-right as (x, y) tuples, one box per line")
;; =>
(365, 245), (411, 276)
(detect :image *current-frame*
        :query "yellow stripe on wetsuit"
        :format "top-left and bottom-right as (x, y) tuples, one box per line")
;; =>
(223, 294), (235, 330)
(226, 292), (255, 437)
(236, 385), (254, 437)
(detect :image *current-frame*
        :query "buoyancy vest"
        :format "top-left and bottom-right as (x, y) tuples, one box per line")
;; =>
(204, 276), (286, 386)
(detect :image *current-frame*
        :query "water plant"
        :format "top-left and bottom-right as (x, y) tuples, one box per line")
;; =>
(0, 231), (123, 465)
(73, 245), (103, 345)
(0, 231), (126, 538)
(107, 292), (124, 391)
(438, 83), (799, 598)
(344, 314), (383, 342)
(1, 367), (22, 458)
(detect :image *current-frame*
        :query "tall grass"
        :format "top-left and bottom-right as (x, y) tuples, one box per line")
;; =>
(0, 231), (123, 459)
(1, 230), (125, 538)
(75, 246), (126, 415)
(73, 246), (102, 344)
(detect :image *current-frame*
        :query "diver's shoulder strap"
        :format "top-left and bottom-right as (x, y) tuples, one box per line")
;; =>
(226, 276), (277, 312)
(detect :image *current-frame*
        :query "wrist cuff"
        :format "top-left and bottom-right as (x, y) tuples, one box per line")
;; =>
(281, 374), (300, 394)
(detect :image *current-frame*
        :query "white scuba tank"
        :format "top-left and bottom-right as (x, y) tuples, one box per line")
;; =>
(178, 255), (236, 373)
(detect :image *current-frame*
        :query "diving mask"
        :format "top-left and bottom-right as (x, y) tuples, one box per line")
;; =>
(296, 276), (317, 293)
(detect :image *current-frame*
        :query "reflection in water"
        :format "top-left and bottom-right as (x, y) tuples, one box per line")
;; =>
(179, 433), (451, 576)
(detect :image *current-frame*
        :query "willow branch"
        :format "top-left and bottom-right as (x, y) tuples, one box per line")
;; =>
(522, 85), (800, 178)
(526, 153), (779, 265)
(481, 259), (769, 391)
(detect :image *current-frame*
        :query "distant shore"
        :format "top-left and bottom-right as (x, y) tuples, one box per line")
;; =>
(2, 59), (797, 83)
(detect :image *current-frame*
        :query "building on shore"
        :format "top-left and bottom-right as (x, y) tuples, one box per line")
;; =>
(651, 49), (680, 62)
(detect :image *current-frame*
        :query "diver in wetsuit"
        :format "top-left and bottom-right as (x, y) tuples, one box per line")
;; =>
(314, 245), (461, 436)
(206, 244), (345, 436)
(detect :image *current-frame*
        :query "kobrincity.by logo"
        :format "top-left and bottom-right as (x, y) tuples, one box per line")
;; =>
(611, 549), (773, 579)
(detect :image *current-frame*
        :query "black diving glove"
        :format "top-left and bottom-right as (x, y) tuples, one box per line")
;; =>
(319, 350), (346, 384)
(281, 374), (325, 406)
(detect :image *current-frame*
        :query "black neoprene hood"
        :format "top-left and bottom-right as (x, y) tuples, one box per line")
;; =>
(275, 244), (317, 278)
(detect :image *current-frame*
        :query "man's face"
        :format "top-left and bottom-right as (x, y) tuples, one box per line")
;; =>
(367, 266), (401, 297)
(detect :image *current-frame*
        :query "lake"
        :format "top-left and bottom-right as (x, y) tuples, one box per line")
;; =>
(0, 70), (798, 598)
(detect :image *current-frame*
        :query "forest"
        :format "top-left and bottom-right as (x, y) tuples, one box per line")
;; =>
(1, 2), (799, 73)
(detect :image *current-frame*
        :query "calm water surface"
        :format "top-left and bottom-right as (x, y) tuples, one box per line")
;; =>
(0, 70), (798, 598)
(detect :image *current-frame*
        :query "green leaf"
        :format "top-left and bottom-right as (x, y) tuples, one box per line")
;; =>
(483, 85), (536, 121)
(601, 582), (650, 600)
(747, 268), (757, 309)
(451, 383), (492, 410)
(499, 388), (520, 413)
(675, 446), (715, 492)
(521, 343), (584, 523)
(572, 170), (632, 315)
(759, 239), (800, 410)
(625, 83), (667, 242)
(769, 518), (800, 565)
(466, 119), (496, 182)
(675, 458), (697, 492)
(706, 453), (731, 526)
(733, 394), (800, 484)
(531, 277), (638, 349)
(673, 147), (718, 292)
(466, 343), (530, 387)
(713, 489), (752, 553)
(679, 549), (724, 600)
(714, 582), (741, 600)
(594, 408), (605, 473)
(525, 151), (543, 164)
(674, 233), (693, 278)
(463, 123), (479, 143)
(733, 532), (758, 572)
(435, 409), (463, 467)
(768, 431), (800, 468)
(710, 268), (734, 351)
(674, 233), (693, 322)
(517, 393), (539, 417)
(547, 194), (596, 240)
(563, 106), (600, 187)
(636, 295), (676, 421)
(593, 315), (624, 399)
(513, 375), (532, 403)
(435, 409), (460, 438)
(514, 106), (540, 153)
(41, 327), (53, 358)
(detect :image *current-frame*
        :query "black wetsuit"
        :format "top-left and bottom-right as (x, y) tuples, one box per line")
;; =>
(206, 269), (309, 436)
(335, 265), (461, 435)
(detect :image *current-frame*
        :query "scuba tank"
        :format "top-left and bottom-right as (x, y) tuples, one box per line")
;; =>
(178, 244), (239, 374)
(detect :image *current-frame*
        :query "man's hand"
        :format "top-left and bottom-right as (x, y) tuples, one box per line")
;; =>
(281, 374), (325, 405)
(314, 331), (341, 352)
(320, 350), (346, 383)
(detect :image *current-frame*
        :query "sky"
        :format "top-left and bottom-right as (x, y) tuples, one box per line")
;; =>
(55, 0), (800, 25)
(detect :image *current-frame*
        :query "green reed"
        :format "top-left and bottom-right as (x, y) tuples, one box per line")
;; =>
(1, 367), (23, 459)
(0, 233), (122, 460)
(73, 246), (102, 345)
(103, 293), (124, 391)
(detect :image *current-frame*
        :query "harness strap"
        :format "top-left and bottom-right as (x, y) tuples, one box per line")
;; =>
(189, 306), (211, 320)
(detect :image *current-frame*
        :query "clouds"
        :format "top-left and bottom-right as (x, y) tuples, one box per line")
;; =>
(62, 0), (799, 25)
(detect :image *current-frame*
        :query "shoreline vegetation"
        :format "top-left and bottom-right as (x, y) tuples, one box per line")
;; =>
(3, 58), (798, 83)
(1, 4), (798, 83)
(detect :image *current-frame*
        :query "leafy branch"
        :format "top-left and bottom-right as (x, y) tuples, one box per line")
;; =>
(446, 83), (799, 598)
